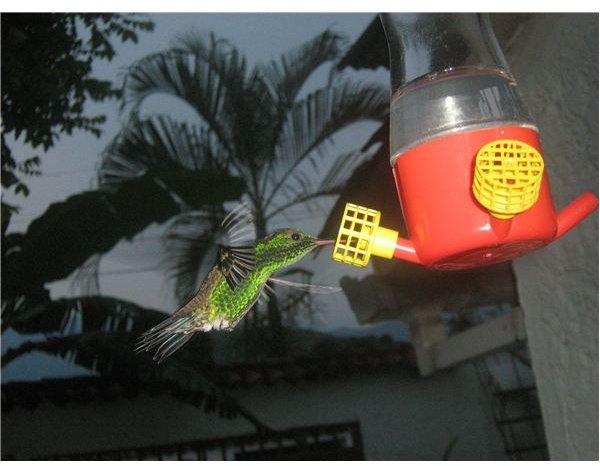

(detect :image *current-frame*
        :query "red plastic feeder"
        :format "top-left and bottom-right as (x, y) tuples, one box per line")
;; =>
(391, 126), (597, 269)
(332, 14), (597, 270)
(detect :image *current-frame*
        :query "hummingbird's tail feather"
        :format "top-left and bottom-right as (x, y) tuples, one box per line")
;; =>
(135, 314), (197, 363)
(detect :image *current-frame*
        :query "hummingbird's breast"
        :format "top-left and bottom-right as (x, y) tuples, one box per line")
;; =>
(208, 264), (270, 322)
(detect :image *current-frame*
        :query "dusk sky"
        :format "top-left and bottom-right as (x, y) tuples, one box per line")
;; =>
(3, 13), (397, 381)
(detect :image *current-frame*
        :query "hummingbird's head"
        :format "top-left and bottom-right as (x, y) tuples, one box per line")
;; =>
(258, 228), (334, 269)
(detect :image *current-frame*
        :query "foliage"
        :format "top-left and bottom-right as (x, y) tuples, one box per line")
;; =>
(2, 295), (164, 336)
(1, 25), (387, 420)
(1, 13), (154, 206)
(1, 168), (243, 300)
(1, 295), (268, 430)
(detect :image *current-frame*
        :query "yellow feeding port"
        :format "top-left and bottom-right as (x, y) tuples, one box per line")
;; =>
(472, 139), (545, 219)
(332, 203), (399, 267)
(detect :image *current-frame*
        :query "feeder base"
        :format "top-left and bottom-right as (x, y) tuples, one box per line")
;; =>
(430, 240), (546, 270)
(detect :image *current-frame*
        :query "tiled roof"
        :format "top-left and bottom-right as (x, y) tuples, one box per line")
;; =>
(1, 343), (416, 412)
(214, 342), (416, 388)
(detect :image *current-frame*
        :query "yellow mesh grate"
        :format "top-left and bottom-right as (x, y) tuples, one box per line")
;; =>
(332, 204), (381, 267)
(472, 139), (544, 219)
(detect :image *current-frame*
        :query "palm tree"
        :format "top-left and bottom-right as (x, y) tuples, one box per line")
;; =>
(97, 30), (388, 343)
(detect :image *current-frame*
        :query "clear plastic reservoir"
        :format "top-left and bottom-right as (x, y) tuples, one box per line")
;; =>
(380, 13), (537, 162)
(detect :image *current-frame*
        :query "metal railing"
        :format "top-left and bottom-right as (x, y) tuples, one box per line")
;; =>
(470, 307), (548, 460)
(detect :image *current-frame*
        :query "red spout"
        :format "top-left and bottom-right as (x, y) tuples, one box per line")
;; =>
(393, 237), (422, 264)
(555, 191), (598, 240)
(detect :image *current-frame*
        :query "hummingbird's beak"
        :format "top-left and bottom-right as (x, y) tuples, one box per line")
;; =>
(314, 239), (335, 246)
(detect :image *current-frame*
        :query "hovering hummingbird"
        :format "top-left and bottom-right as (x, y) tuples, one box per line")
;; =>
(136, 204), (338, 363)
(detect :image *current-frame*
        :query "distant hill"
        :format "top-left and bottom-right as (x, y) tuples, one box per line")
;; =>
(211, 320), (410, 365)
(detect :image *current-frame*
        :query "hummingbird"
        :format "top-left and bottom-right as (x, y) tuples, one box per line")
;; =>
(136, 204), (338, 363)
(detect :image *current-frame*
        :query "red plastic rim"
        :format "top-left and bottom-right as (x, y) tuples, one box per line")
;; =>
(430, 240), (545, 270)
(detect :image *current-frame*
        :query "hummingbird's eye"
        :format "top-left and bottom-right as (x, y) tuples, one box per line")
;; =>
(291, 233), (300, 241)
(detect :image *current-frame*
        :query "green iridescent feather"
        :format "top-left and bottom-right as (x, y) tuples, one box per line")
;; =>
(207, 230), (318, 321)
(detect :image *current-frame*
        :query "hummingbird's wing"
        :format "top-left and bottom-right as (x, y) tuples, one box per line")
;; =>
(217, 203), (257, 291)
(268, 277), (341, 294)
(218, 246), (255, 291)
(220, 203), (256, 246)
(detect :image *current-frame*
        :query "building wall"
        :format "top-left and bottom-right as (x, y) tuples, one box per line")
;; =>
(1, 364), (506, 460)
(233, 365), (506, 460)
(506, 13), (599, 460)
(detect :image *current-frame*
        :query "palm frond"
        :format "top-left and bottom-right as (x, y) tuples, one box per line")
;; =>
(260, 29), (344, 110)
(98, 115), (227, 191)
(263, 80), (388, 209)
(278, 169), (315, 203)
(1, 296), (29, 334)
(121, 32), (248, 152)
(267, 150), (367, 219)
(70, 253), (102, 296)
(317, 150), (367, 193)
(279, 79), (388, 161)
(226, 71), (278, 175)
(2, 295), (167, 336)
(2, 169), (244, 300)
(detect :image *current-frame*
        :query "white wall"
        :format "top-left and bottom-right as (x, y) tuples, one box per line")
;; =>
(506, 13), (599, 460)
(234, 365), (506, 460)
(1, 365), (506, 460)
